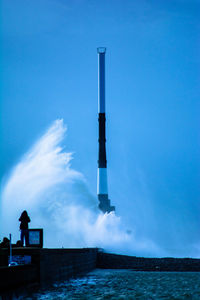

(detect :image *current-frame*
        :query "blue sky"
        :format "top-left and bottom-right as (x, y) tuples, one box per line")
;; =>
(1, 0), (200, 256)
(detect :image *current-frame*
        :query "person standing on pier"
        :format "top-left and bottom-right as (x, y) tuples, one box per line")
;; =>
(19, 210), (31, 247)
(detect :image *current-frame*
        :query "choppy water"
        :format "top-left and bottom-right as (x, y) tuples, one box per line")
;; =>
(23, 269), (200, 299)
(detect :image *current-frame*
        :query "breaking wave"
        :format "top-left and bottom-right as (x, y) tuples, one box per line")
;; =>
(0, 119), (161, 257)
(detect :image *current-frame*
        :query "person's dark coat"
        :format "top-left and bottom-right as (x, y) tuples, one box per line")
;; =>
(19, 210), (30, 230)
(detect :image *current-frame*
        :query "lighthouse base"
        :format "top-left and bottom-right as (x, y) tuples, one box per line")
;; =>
(98, 194), (115, 213)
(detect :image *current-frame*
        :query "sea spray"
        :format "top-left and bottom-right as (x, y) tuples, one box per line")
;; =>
(0, 119), (161, 256)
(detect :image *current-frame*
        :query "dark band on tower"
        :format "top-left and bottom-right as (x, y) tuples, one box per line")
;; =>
(97, 47), (115, 213)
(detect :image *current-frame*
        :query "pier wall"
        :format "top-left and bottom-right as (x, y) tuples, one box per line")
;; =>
(1, 249), (200, 294)
(39, 248), (97, 285)
(97, 252), (200, 271)
(0, 264), (37, 292)
(0, 248), (98, 292)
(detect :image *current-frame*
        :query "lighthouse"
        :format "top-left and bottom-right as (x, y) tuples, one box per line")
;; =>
(97, 47), (115, 213)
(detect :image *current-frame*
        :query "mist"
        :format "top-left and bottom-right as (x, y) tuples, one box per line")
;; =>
(1, 120), (162, 257)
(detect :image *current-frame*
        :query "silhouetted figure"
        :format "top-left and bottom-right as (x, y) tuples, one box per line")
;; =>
(19, 210), (30, 247)
(0, 237), (9, 248)
(15, 240), (23, 247)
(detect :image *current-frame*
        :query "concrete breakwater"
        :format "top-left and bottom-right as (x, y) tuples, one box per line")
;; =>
(0, 248), (97, 293)
(97, 252), (200, 272)
(1, 249), (200, 294)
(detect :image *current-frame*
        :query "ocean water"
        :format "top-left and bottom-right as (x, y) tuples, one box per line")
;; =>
(23, 269), (200, 300)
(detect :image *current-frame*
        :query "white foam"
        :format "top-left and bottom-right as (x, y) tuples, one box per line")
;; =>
(0, 119), (162, 256)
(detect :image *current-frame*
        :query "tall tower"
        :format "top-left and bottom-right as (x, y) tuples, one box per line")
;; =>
(97, 47), (115, 213)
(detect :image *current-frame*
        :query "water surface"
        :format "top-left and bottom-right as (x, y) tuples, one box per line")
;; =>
(24, 269), (200, 299)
